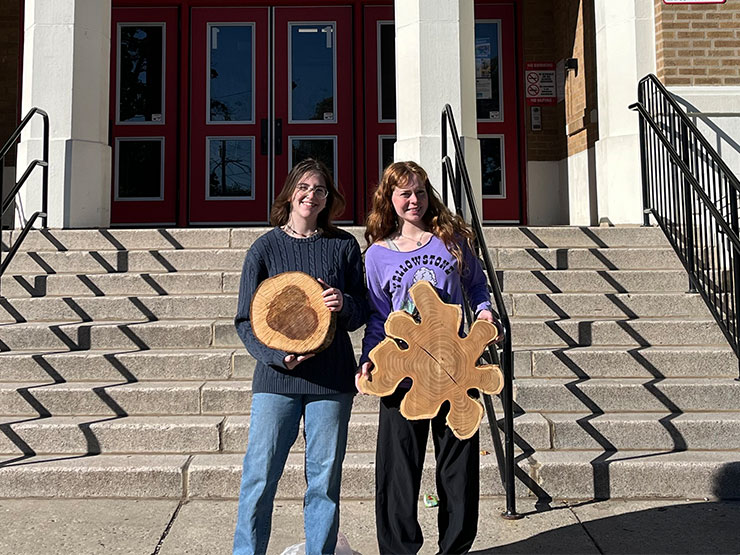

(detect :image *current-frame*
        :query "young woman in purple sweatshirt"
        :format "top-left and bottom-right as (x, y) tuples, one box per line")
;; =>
(358, 161), (501, 554)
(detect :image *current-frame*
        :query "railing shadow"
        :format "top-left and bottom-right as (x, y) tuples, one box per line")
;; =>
(506, 227), (694, 501)
(0, 349), (141, 468)
(471, 497), (740, 553)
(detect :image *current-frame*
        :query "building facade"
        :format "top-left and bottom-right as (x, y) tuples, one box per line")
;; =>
(1, 0), (739, 228)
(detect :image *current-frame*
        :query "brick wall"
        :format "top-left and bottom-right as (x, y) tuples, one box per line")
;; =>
(656, 0), (740, 86)
(0, 0), (20, 166)
(523, 0), (565, 161)
(523, 0), (598, 161)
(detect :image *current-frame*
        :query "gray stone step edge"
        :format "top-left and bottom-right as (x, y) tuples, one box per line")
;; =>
(0, 450), (737, 500)
(1, 412), (740, 456)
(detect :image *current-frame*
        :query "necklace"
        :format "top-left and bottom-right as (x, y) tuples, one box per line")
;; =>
(398, 229), (427, 247)
(284, 222), (318, 238)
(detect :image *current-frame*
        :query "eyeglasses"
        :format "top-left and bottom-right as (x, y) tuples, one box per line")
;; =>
(296, 183), (329, 199)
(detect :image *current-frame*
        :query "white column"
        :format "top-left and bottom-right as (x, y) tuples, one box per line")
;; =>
(393, 0), (482, 215)
(16, 0), (111, 229)
(593, 0), (656, 225)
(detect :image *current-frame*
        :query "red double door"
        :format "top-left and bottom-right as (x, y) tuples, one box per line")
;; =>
(111, 6), (353, 225)
(110, 3), (522, 226)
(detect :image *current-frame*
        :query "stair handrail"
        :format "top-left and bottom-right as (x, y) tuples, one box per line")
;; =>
(0, 107), (49, 295)
(441, 104), (519, 519)
(630, 74), (740, 381)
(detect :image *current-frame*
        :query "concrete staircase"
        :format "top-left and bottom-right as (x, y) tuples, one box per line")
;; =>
(0, 226), (738, 501)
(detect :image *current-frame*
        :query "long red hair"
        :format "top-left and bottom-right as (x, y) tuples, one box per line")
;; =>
(364, 161), (474, 269)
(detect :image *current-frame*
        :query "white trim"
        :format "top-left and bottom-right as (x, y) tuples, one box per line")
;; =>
(474, 19), (504, 123)
(205, 136), (257, 200)
(116, 22), (166, 126)
(114, 137), (165, 201)
(206, 22), (256, 125)
(377, 20), (395, 124)
(479, 134), (506, 198)
(288, 21), (338, 124)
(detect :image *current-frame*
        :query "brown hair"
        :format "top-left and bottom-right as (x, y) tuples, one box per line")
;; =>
(364, 161), (474, 269)
(270, 158), (346, 236)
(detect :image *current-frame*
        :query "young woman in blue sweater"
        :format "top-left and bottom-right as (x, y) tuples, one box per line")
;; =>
(232, 159), (368, 555)
(358, 161), (500, 554)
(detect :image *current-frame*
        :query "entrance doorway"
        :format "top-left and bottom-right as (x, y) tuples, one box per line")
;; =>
(109, 2), (523, 226)
(475, 3), (521, 223)
(190, 6), (353, 223)
(111, 5), (354, 225)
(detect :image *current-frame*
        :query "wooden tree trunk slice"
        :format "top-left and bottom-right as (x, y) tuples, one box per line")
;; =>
(250, 271), (336, 354)
(358, 280), (503, 440)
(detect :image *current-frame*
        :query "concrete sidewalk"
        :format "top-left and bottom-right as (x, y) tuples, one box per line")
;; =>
(2, 497), (740, 554)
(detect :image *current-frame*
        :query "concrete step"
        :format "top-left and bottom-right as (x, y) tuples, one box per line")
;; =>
(544, 412), (740, 451)
(514, 378), (740, 412)
(0, 454), (189, 498)
(4, 290), (710, 324)
(1, 227), (367, 252)
(518, 450), (740, 500)
(492, 247), (683, 270)
(0, 379), (379, 416)
(220, 317), (730, 350)
(0, 381), (206, 416)
(0, 412), (544, 456)
(0, 349), (240, 382)
(0, 294), (237, 323)
(187, 452), (514, 499)
(4, 245), (682, 275)
(0, 272), (228, 298)
(516, 346), (739, 379)
(509, 318), (728, 347)
(220, 412), (549, 454)
(3, 228), (250, 252)
(0, 320), (215, 351)
(0, 416), (223, 455)
(510, 293), (709, 319)
(480, 226), (671, 248)
(3, 249), (246, 274)
(4, 226), (668, 252)
(499, 270), (688, 293)
(188, 449), (740, 500)
(2, 449), (736, 500)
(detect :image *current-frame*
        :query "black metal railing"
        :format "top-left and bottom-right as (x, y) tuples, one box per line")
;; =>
(441, 104), (519, 518)
(0, 107), (49, 295)
(630, 74), (740, 381)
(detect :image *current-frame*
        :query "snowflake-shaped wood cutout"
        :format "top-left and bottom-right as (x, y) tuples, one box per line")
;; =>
(359, 280), (504, 439)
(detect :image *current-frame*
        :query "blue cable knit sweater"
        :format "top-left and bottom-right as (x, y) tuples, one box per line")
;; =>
(234, 227), (369, 395)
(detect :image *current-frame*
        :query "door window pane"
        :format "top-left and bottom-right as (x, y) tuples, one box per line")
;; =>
(474, 21), (502, 121)
(116, 139), (163, 199)
(208, 138), (254, 198)
(380, 136), (395, 180)
(209, 25), (254, 123)
(290, 138), (336, 179)
(118, 25), (164, 123)
(290, 24), (336, 122)
(480, 137), (504, 197)
(378, 22), (396, 121)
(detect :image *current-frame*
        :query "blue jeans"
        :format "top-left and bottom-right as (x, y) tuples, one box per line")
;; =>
(233, 392), (353, 555)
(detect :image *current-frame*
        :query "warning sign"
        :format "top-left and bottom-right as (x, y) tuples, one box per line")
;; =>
(525, 62), (556, 106)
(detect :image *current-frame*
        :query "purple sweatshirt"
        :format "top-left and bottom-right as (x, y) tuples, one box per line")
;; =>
(360, 235), (492, 366)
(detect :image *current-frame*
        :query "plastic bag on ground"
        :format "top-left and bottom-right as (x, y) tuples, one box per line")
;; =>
(280, 531), (356, 555)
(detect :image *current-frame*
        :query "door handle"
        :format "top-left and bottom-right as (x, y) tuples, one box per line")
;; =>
(275, 118), (283, 156)
(260, 119), (268, 155)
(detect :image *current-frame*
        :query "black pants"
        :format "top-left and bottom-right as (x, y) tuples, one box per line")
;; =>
(375, 388), (479, 555)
